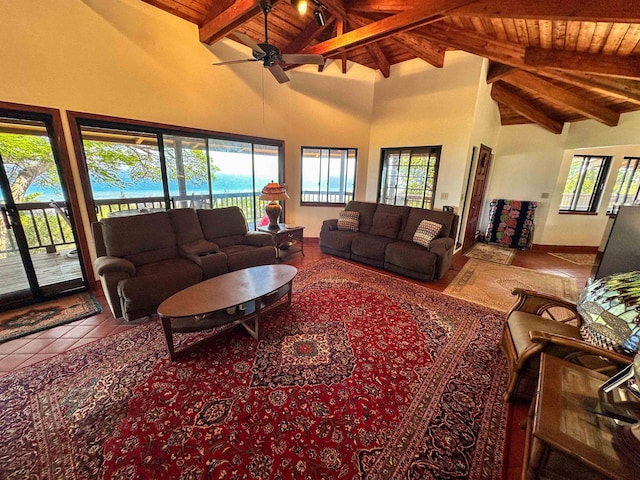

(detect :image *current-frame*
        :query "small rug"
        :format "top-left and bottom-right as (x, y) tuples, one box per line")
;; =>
(445, 258), (578, 312)
(464, 242), (516, 265)
(548, 252), (599, 266)
(0, 292), (101, 343)
(0, 258), (508, 479)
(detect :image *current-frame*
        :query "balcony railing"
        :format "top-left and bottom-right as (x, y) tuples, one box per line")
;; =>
(0, 192), (270, 256)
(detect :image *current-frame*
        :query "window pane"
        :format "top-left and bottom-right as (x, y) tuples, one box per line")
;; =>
(608, 157), (640, 213)
(164, 135), (211, 209)
(379, 146), (440, 208)
(300, 147), (357, 205)
(80, 127), (165, 219)
(560, 155), (610, 213)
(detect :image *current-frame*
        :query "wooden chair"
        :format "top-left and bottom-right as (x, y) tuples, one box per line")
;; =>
(500, 288), (632, 402)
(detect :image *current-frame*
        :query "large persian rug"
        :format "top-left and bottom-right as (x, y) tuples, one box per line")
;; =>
(0, 292), (101, 343)
(463, 242), (516, 265)
(445, 258), (578, 312)
(0, 258), (508, 479)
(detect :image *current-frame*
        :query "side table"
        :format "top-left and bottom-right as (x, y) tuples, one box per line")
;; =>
(523, 354), (638, 480)
(258, 224), (304, 261)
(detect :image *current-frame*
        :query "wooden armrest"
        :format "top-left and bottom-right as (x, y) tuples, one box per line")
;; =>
(508, 288), (581, 324)
(530, 331), (633, 366)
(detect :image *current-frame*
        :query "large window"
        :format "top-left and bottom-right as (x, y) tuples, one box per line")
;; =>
(559, 155), (611, 213)
(607, 157), (640, 213)
(378, 146), (440, 208)
(300, 147), (356, 205)
(71, 115), (283, 229)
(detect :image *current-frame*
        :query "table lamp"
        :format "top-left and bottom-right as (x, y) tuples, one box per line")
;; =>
(577, 270), (640, 354)
(259, 181), (289, 229)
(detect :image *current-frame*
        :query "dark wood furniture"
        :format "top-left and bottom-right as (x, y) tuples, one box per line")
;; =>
(523, 354), (638, 480)
(157, 264), (297, 360)
(258, 224), (304, 260)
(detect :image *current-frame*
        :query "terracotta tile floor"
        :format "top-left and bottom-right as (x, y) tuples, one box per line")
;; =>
(0, 239), (596, 479)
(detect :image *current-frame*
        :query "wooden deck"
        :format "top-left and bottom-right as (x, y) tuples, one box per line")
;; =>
(0, 249), (83, 296)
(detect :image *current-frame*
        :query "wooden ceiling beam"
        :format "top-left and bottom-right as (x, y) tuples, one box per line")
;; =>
(345, 0), (420, 14)
(491, 82), (564, 134)
(282, 16), (335, 54)
(349, 12), (445, 68)
(321, 0), (348, 20)
(451, 0), (640, 23)
(394, 31), (446, 68)
(533, 71), (640, 106)
(486, 62), (516, 83)
(301, 0), (479, 56)
(199, 0), (282, 45)
(346, 13), (391, 76)
(525, 47), (640, 80)
(503, 71), (620, 126)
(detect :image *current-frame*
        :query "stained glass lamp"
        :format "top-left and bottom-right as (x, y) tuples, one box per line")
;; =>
(577, 270), (640, 355)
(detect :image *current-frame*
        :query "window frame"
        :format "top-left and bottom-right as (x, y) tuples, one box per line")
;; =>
(559, 154), (611, 214)
(299, 146), (357, 206)
(607, 156), (640, 214)
(67, 112), (284, 229)
(377, 146), (441, 209)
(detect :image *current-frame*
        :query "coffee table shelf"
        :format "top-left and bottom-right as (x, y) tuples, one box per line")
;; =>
(157, 265), (297, 360)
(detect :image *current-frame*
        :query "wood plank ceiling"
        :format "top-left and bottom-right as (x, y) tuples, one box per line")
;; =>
(141, 0), (640, 134)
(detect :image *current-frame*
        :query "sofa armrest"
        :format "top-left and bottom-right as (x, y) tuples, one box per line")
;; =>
(321, 219), (338, 233)
(428, 236), (454, 254)
(243, 231), (276, 247)
(95, 255), (136, 276)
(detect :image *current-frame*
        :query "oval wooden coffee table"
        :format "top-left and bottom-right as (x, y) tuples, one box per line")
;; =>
(158, 264), (297, 360)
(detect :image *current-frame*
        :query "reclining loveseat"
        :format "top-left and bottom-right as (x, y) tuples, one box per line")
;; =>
(92, 206), (276, 321)
(319, 201), (458, 281)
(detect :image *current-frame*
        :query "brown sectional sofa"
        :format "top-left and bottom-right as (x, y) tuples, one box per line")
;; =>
(319, 201), (459, 281)
(92, 206), (276, 321)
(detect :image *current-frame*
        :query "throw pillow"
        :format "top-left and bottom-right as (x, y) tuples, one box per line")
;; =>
(413, 220), (442, 248)
(337, 210), (360, 232)
(370, 213), (402, 239)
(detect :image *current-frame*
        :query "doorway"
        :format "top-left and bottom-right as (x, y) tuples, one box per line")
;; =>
(462, 144), (492, 253)
(0, 114), (87, 311)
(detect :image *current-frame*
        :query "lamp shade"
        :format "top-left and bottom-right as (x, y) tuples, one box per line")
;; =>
(577, 270), (640, 354)
(259, 181), (289, 201)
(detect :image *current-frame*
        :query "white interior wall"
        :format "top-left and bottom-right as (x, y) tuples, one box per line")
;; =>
(368, 52), (486, 211)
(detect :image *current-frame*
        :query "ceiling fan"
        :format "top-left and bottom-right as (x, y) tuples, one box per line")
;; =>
(211, 0), (325, 84)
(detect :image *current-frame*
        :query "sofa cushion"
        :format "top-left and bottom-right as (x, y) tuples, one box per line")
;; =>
(351, 233), (396, 261)
(337, 210), (360, 231)
(168, 208), (205, 245)
(345, 201), (378, 233)
(385, 241), (437, 273)
(101, 212), (179, 266)
(221, 245), (276, 271)
(198, 207), (248, 240)
(319, 230), (359, 254)
(180, 239), (219, 256)
(413, 220), (442, 248)
(403, 208), (455, 242)
(370, 212), (402, 239)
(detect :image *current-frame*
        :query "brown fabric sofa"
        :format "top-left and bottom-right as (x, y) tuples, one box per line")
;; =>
(92, 206), (276, 321)
(319, 201), (459, 281)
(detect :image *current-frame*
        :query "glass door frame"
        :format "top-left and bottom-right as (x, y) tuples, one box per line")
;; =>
(0, 101), (91, 310)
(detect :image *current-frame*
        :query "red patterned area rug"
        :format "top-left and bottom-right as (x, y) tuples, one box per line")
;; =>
(0, 258), (508, 479)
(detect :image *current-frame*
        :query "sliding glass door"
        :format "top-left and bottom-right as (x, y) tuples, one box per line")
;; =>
(0, 116), (85, 310)
(73, 116), (284, 228)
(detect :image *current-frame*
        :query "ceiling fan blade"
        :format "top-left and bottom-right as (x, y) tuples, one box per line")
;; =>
(212, 58), (259, 66)
(268, 64), (290, 84)
(280, 54), (325, 66)
(232, 32), (265, 54)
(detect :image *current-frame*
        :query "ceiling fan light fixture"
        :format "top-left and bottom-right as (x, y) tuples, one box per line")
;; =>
(313, 8), (326, 26)
(292, 0), (307, 15)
